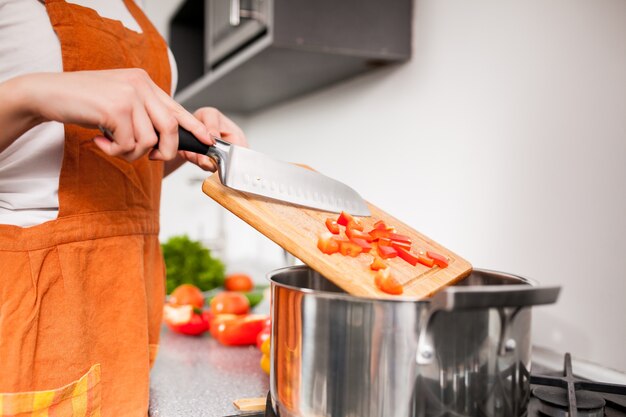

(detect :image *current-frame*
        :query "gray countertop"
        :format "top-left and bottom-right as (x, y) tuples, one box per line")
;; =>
(149, 324), (270, 417)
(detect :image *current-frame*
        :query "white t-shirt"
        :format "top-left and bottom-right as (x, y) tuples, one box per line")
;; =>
(0, 0), (177, 227)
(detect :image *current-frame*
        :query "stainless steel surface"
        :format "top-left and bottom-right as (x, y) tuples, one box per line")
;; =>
(208, 138), (371, 216)
(207, 0), (269, 68)
(229, 0), (240, 26)
(269, 266), (561, 417)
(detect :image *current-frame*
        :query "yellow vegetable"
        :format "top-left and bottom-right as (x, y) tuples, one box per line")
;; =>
(260, 354), (270, 374)
(260, 337), (271, 355)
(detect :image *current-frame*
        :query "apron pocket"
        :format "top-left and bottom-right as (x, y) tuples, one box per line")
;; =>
(0, 364), (101, 417)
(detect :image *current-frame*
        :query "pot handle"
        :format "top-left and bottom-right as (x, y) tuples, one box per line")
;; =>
(416, 285), (560, 365)
(428, 285), (561, 311)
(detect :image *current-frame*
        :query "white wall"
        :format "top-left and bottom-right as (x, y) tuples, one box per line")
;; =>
(148, 0), (626, 371)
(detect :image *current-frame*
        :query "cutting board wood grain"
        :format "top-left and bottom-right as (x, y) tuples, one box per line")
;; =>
(202, 173), (472, 300)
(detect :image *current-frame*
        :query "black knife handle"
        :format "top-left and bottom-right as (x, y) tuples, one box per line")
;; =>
(177, 127), (211, 155)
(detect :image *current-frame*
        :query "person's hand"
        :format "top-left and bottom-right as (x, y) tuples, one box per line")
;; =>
(20, 69), (213, 162)
(177, 107), (248, 172)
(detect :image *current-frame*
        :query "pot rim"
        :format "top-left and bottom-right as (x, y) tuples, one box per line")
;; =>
(266, 265), (540, 303)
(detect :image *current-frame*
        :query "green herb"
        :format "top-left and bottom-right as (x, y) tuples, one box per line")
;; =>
(161, 235), (225, 294)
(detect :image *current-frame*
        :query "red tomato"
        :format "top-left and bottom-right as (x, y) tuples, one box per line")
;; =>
(163, 304), (211, 336)
(224, 273), (254, 292)
(395, 247), (419, 266)
(169, 284), (204, 309)
(317, 232), (340, 255)
(337, 211), (354, 226)
(256, 326), (271, 350)
(417, 255), (435, 268)
(348, 237), (372, 253)
(370, 257), (387, 271)
(426, 251), (449, 268)
(374, 268), (403, 295)
(210, 291), (250, 316)
(338, 240), (363, 257)
(215, 315), (269, 346)
(377, 244), (398, 259)
(210, 314), (238, 338)
(325, 218), (340, 234)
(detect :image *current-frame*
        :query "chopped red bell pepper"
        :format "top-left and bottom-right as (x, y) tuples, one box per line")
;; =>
(395, 247), (419, 266)
(370, 257), (387, 271)
(346, 227), (374, 242)
(374, 268), (403, 295)
(163, 304), (211, 336)
(348, 237), (372, 253)
(426, 251), (449, 268)
(325, 218), (340, 234)
(391, 240), (412, 251)
(377, 244), (398, 259)
(318, 232), (340, 255)
(388, 233), (412, 244)
(417, 255), (435, 268)
(337, 211), (354, 226)
(368, 228), (390, 241)
(256, 317), (272, 350)
(373, 220), (388, 231)
(339, 240), (363, 257)
(346, 219), (364, 232)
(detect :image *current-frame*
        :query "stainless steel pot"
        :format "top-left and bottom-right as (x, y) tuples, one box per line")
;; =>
(268, 266), (560, 417)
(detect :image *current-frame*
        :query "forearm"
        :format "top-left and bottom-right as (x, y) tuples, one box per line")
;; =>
(0, 75), (44, 153)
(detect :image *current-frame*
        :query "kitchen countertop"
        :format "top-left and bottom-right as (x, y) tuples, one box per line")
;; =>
(149, 324), (270, 417)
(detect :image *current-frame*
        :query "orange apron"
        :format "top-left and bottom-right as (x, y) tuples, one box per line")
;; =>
(0, 1), (170, 416)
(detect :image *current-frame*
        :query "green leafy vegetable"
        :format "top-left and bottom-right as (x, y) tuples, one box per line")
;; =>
(161, 235), (225, 294)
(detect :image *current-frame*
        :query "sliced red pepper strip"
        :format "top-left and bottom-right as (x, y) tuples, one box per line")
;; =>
(395, 247), (419, 266)
(388, 233), (412, 244)
(346, 219), (364, 232)
(374, 268), (403, 295)
(348, 237), (372, 253)
(390, 240), (411, 251)
(368, 228), (390, 241)
(417, 255), (435, 268)
(325, 218), (340, 234)
(377, 237), (392, 246)
(370, 257), (387, 271)
(337, 211), (354, 226)
(338, 240), (363, 257)
(346, 227), (374, 242)
(373, 220), (388, 230)
(377, 244), (398, 259)
(426, 251), (449, 268)
(317, 232), (340, 255)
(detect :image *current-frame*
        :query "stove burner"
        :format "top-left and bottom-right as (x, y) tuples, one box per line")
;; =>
(533, 386), (605, 417)
(531, 353), (626, 417)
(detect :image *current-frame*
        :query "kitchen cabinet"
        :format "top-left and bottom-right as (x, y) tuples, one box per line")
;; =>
(169, 0), (412, 114)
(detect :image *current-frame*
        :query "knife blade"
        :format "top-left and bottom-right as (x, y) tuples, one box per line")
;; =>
(178, 128), (370, 216)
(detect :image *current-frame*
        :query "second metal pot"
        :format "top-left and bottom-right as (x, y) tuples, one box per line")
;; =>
(269, 266), (560, 417)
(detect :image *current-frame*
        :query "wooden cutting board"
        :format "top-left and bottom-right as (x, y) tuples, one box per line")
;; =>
(202, 172), (472, 299)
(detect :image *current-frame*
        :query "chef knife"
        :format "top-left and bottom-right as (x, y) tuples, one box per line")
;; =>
(139, 127), (369, 216)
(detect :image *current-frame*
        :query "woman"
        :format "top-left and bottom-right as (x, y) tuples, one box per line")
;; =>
(0, 0), (246, 415)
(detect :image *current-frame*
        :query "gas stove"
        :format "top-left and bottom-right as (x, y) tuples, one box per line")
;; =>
(227, 353), (626, 417)
(528, 353), (626, 417)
